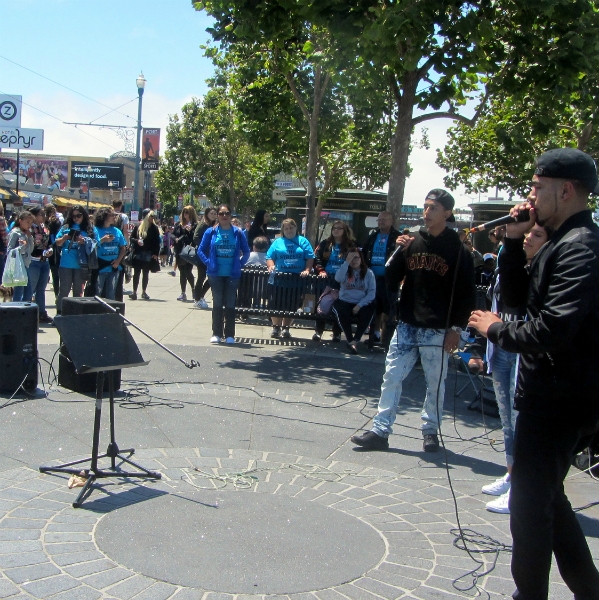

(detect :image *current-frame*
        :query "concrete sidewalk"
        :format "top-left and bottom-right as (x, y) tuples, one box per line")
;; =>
(0, 269), (597, 600)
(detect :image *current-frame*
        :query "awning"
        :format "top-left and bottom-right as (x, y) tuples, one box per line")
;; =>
(53, 197), (108, 209)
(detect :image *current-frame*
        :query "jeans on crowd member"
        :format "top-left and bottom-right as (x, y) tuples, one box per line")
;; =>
(490, 346), (518, 466)
(57, 267), (86, 312)
(510, 411), (599, 600)
(97, 270), (118, 300)
(12, 266), (31, 302)
(194, 262), (211, 301)
(25, 260), (51, 316)
(332, 299), (375, 343)
(0, 253), (5, 280)
(207, 275), (239, 339)
(372, 321), (448, 438)
(177, 260), (194, 294)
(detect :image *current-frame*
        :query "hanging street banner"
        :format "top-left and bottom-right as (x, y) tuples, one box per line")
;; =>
(141, 128), (160, 170)
(0, 95), (22, 128)
(0, 128), (44, 151)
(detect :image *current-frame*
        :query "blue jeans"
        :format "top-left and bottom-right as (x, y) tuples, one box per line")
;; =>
(490, 345), (518, 467)
(97, 270), (118, 300)
(372, 321), (448, 437)
(25, 260), (51, 316)
(208, 275), (239, 339)
(12, 266), (30, 302)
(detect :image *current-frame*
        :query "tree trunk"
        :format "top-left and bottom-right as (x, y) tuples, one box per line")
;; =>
(387, 72), (418, 225)
(305, 113), (319, 244)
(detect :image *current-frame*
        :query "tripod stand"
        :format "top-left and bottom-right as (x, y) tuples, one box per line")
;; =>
(39, 312), (161, 507)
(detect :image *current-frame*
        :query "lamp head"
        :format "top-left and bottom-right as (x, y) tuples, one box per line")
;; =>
(136, 72), (146, 90)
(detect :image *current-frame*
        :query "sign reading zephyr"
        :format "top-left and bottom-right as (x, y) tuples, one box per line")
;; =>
(0, 128), (44, 150)
(141, 128), (160, 170)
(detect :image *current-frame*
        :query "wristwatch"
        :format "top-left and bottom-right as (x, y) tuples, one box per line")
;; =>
(450, 326), (462, 335)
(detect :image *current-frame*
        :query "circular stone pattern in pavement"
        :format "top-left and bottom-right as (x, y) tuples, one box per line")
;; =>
(95, 488), (386, 594)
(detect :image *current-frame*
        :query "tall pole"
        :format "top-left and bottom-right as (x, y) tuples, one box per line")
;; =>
(133, 72), (146, 216)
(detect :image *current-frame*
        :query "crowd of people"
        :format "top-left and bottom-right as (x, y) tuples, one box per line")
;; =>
(1, 146), (599, 599)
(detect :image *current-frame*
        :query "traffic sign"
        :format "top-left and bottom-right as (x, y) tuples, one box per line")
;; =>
(0, 95), (22, 128)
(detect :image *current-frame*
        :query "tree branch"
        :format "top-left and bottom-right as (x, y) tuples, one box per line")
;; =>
(316, 71), (332, 106)
(412, 87), (490, 127)
(285, 71), (312, 123)
(389, 74), (402, 106)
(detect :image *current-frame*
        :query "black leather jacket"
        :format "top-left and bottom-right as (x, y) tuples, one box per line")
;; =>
(488, 210), (599, 420)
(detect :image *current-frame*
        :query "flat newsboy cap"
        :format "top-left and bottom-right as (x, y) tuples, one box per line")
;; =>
(426, 188), (456, 222)
(534, 148), (599, 194)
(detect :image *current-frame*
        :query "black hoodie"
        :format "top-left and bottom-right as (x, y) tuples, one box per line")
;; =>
(386, 227), (475, 329)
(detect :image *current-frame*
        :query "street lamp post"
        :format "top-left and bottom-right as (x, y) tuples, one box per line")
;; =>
(86, 165), (93, 212)
(133, 72), (146, 216)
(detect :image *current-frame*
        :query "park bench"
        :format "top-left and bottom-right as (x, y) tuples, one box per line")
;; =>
(235, 265), (376, 346)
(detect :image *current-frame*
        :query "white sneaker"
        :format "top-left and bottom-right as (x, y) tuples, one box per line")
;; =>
(197, 297), (209, 309)
(210, 336), (220, 344)
(225, 337), (236, 344)
(486, 489), (510, 514)
(482, 473), (510, 496)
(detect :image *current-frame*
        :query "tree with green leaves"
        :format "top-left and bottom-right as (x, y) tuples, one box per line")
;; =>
(155, 84), (281, 218)
(304, 0), (599, 221)
(194, 2), (392, 242)
(438, 82), (599, 199)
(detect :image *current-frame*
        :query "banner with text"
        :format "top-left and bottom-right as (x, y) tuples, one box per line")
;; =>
(0, 128), (44, 150)
(70, 162), (124, 189)
(141, 128), (160, 170)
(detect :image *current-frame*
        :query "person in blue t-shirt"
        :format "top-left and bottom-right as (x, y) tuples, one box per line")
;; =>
(198, 204), (250, 344)
(55, 205), (94, 313)
(312, 220), (355, 342)
(265, 218), (315, 339)
(94, 207), (127, 300)
(361, 212), (400, 344)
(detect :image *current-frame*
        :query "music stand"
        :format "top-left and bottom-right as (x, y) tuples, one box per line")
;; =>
(39, 312), (162, 507)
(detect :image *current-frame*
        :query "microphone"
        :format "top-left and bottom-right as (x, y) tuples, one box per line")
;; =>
(468, 208), (530, 233)
(385, 242), (405, 267)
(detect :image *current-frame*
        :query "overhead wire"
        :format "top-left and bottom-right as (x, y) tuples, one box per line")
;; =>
(0, 54), (138, 122)
(0, 89), (122, 152)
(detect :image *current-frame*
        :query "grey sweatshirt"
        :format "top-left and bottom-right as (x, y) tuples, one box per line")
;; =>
(334, 261), (376, 307)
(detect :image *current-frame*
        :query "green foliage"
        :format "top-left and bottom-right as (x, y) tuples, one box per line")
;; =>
(438, 72), (599, 199)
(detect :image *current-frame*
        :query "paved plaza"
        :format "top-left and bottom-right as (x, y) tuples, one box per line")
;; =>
(1, 270), (598, 599)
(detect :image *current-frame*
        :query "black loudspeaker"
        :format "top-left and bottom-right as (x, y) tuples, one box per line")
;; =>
(58, 298), (125, 393)
(0, 302), (39, 393)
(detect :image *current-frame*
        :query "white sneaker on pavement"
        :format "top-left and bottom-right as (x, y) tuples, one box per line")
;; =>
(210, 336), (220, 344)
(197, 297), (209, 309)
(482, 473), (510, 496)
(486, 489), (510, 514)
(225, 337), (236, 344)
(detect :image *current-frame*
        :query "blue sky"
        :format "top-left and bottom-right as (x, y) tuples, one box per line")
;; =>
(0, 0), (480, 207)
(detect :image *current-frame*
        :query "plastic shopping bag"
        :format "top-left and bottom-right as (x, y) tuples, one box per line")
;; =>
(2, 249), (28, 287)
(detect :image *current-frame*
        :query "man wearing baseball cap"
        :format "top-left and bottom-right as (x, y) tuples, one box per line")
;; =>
(469, 148), (599, 599)
(352, 188), (475, 453)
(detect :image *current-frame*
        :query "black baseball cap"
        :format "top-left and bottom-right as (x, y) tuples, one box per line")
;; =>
(426, 188), (455, 222)
(534, 148), (599, 194)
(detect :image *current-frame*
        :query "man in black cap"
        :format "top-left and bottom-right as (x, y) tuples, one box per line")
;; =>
(469, 148), (599, 599)
(352, 188), (475, 452)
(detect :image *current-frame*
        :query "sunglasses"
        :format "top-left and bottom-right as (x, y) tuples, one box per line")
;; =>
(218, 211), (231, 216)
(72, 213), (83, 218)
(332, 226), (344, 231)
